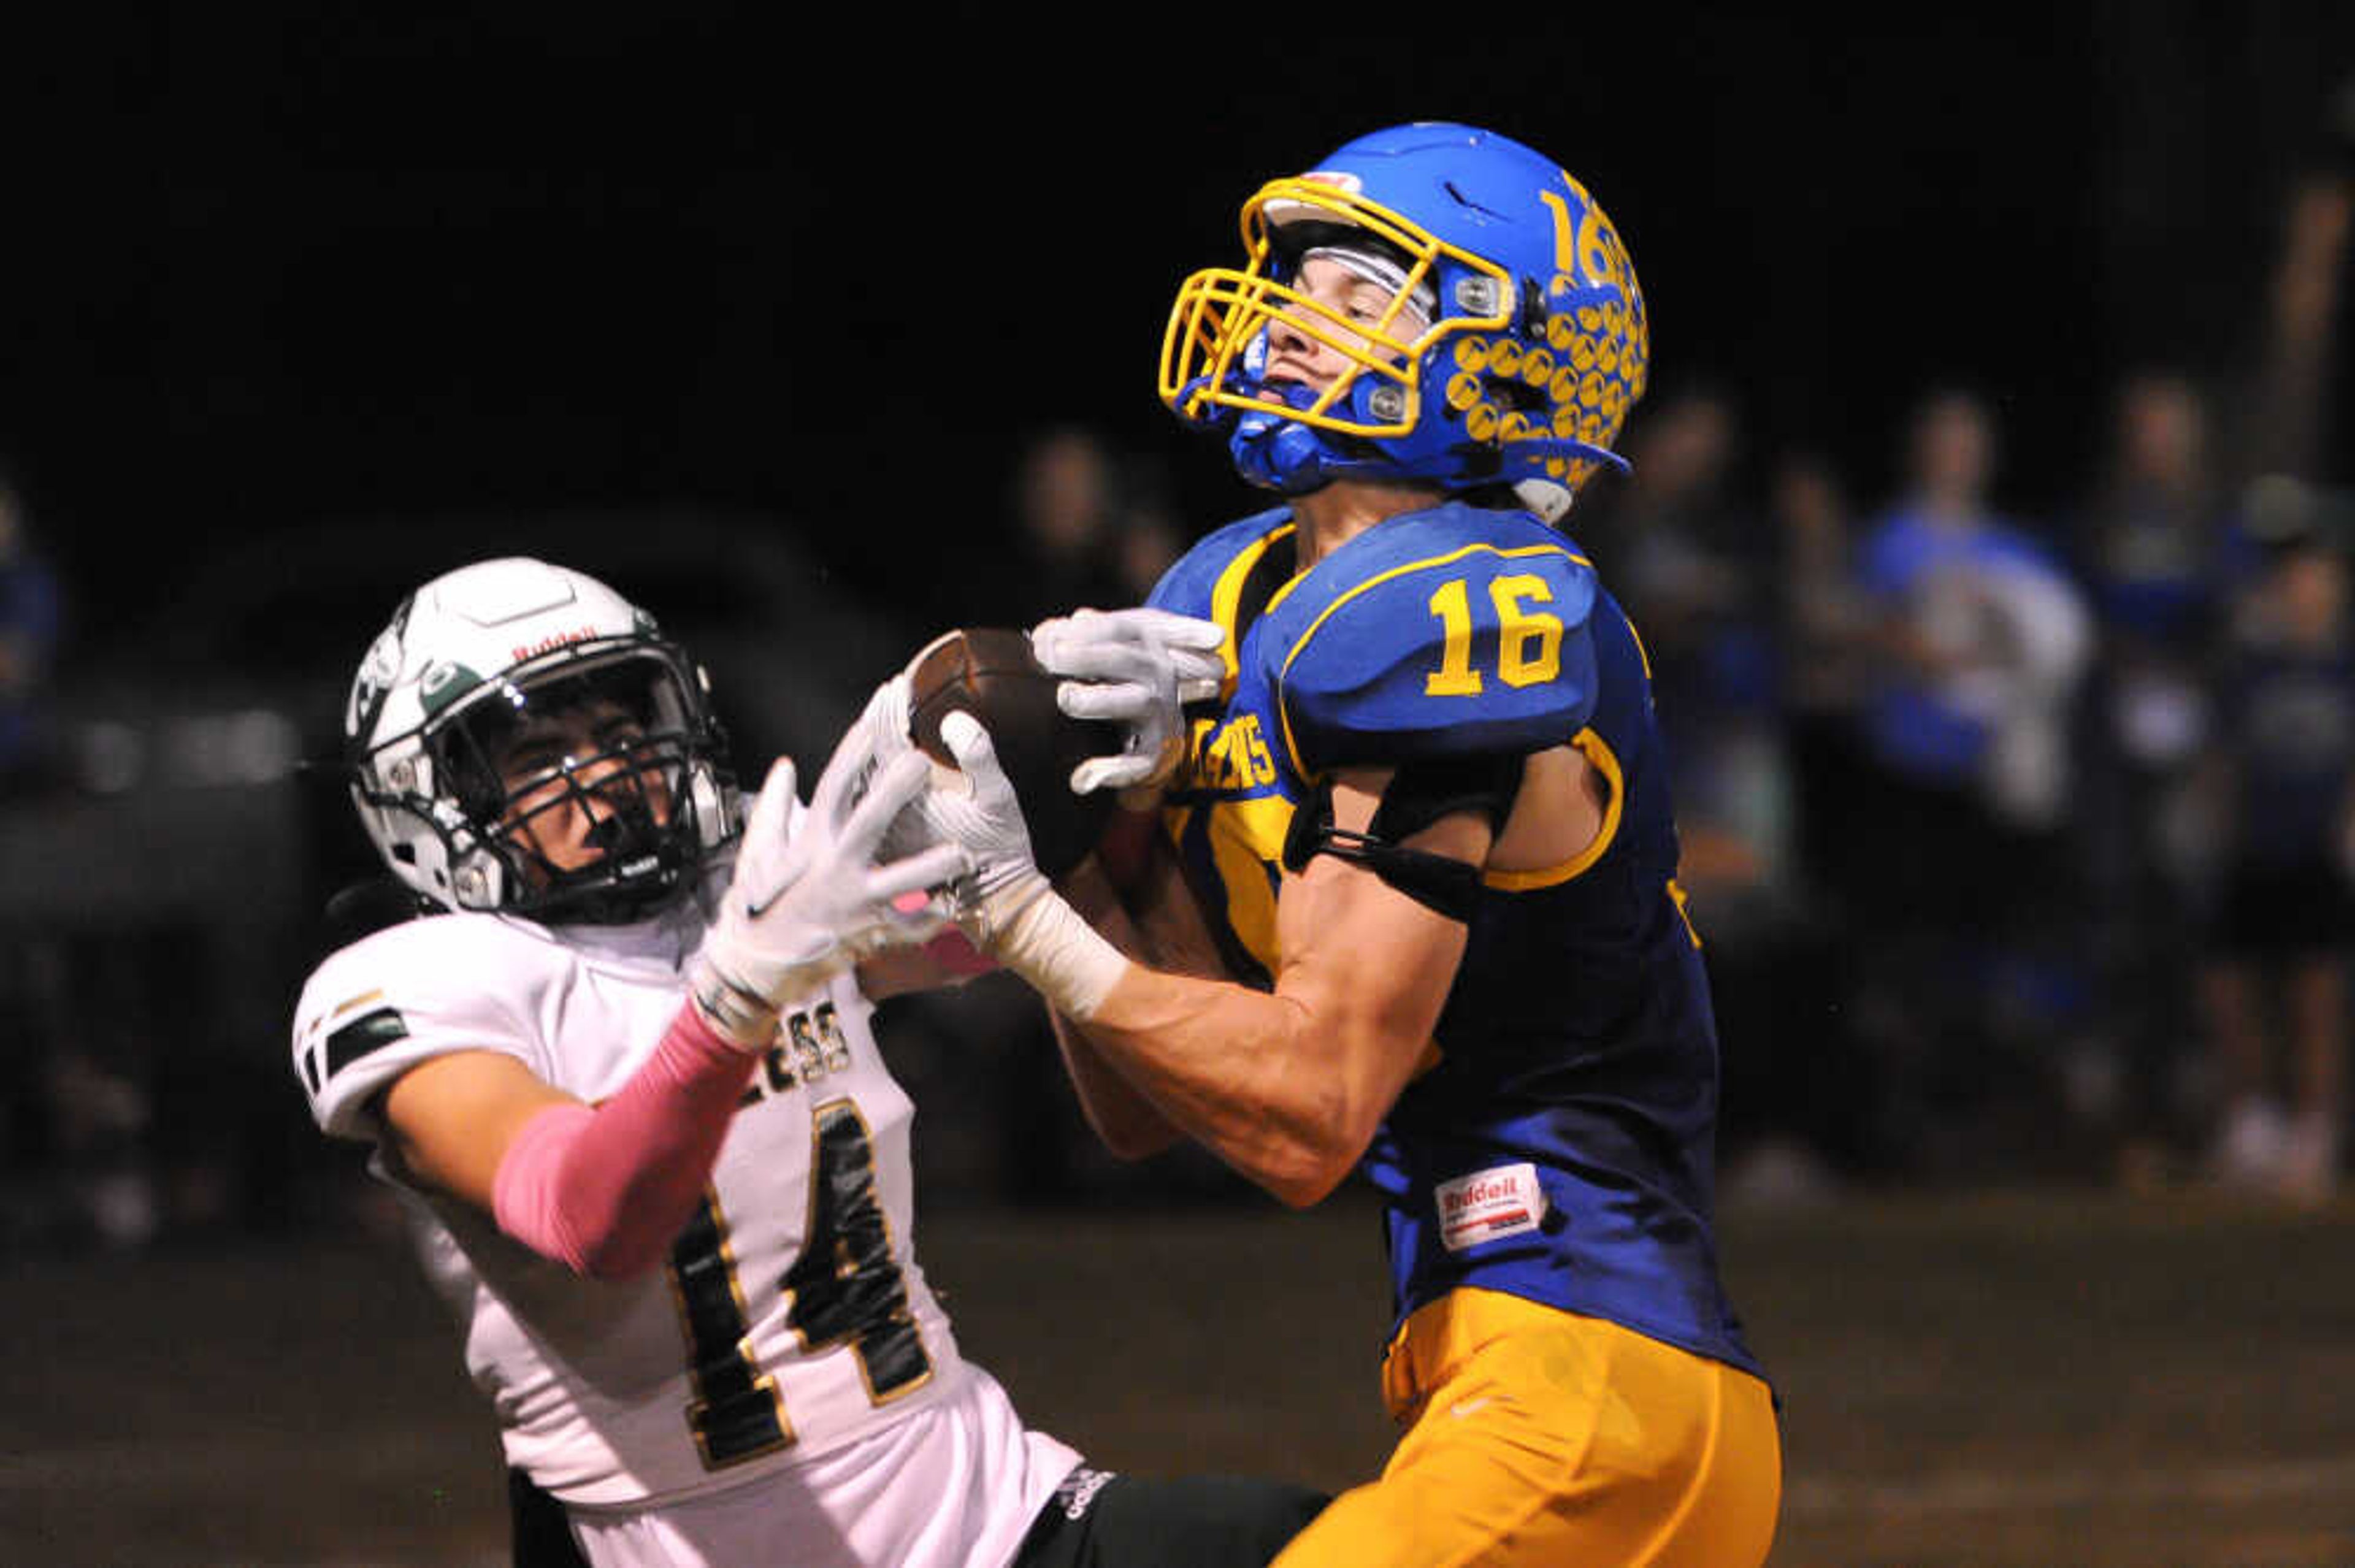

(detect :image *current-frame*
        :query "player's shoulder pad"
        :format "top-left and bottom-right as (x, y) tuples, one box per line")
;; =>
(1258, 502), (1600, 777)
(1146, 506), (1297, 622)
(291, 912), (558, 1142)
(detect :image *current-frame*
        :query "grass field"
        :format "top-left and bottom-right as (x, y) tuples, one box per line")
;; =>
(2, 1184), (2350, 1566)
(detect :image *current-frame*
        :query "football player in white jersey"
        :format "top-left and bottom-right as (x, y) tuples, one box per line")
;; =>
(291, 557), (1327, 1568)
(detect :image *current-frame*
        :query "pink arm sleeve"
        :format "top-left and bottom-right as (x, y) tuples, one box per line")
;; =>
(490, 1001), (757, 1280)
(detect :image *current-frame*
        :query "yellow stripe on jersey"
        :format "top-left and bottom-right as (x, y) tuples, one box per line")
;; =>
(1273, 542), (1588, 783)
(1209, 521), (1295, 695)
(1263, 562), (1309, 621)
(1625, 608), (1656, 683)
(1667, 877), (1703, 949)
(1481, 727), (1625, 890)
(1209, 794), (1295, 973)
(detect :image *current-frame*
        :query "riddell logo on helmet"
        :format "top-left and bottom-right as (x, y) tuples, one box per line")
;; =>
(512, 625), (600, 662)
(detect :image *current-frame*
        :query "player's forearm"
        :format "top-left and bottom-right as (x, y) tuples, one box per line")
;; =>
(489, 1002), (756, 1280)
(1047, 1007), (1183, 1158)
(975, 797), (1447, 1204)
(1041, 855), (1185, 1157)
(1080, 965), (1387, 1207)
(985, 879), (1380, 1201)
(989, 863), (1454, 1203)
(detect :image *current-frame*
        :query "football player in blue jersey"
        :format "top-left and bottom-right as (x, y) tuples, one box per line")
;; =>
(897, 121), (1781, 1566)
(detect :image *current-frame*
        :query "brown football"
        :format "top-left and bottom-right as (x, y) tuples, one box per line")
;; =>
(906, 626), (1122, 879)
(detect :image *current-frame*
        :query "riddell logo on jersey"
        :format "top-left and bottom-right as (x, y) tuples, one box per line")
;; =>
(1436, 1162), (1544, 1252)
(513, 625), (600, 661)
(1442, 1176), (1521, 1215)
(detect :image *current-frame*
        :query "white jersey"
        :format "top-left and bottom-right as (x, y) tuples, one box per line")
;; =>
(290, 879), (1080, 1567)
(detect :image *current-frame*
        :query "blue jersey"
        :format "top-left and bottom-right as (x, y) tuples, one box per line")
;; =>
(1149, 500), (1762, 1380)
(2217, 640), (2355, 868)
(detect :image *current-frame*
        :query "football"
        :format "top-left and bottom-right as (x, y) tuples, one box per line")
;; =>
(906, 626), (1123, 879)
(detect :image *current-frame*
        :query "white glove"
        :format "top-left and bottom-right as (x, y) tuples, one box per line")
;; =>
(850, 667), (918, 778)
(909, 705), (1043, 909)
(1030, 608), (1225, 801)
(915, 710), (1128, 1019)
(689, 706), (971, 1047)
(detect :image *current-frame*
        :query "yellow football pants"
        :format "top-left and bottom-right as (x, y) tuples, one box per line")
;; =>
(1273, 1288), (1780, 1568)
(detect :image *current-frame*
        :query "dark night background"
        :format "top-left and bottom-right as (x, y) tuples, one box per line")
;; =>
(6, 4), (2348, 637)
(1, 2), (2353, 1224)
(8, 15), (2355, 1564)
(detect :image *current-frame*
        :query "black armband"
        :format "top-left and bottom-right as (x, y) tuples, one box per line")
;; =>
(1366, 751), (1526, 841)
(1279, 754), (1525, 923)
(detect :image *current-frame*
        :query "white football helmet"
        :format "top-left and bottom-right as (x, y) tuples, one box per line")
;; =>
(345, 557), (737, 924)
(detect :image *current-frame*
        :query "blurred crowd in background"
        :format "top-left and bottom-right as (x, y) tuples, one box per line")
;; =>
(1, 136), (2351, 1263)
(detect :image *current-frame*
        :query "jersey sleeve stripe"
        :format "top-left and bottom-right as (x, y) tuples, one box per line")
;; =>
(1210, 521), (1296, 686)
(1273, 541), (1588, 782)
(324, 1005), (413, 1079)
(330, 987), (388, 1020)
(1482, 727), (1626, 890)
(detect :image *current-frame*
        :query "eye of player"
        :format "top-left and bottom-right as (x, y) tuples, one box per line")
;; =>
(504, 703), (651, 789)
(1300, 247), (1431, 335)
(500, 710), (608, 781)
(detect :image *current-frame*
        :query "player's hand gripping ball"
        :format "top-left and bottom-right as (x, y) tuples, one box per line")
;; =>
(905, 627), (1122, 880)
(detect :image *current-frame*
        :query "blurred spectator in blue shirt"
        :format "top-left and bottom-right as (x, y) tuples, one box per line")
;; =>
(2067, 372), (2255, 1167)
(1844, 388), (2096, 1174)
(2195, 482), (2355, 1204)
(2078, 372), (2251, 680)
(2133, 128), (2352, 1194)
(1855, 390), (2093, 839)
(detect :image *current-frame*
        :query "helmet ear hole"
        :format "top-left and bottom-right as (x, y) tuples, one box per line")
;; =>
(1519, 280), (1552, 338)
(1496, 379), (1549, 415)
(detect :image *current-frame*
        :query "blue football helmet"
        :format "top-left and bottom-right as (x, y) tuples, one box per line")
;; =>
(1159, 121), (1648, 521)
